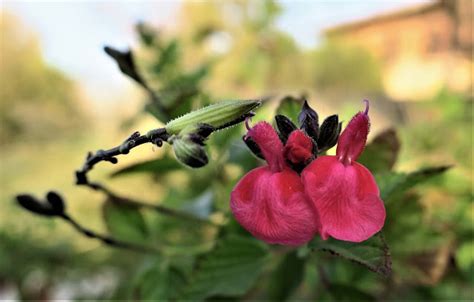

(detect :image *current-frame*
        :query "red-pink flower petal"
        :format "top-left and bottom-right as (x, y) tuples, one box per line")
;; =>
(231, 166), (319, 246)
(302, 156), (385, 242)
(336, 101), (370, 166)
(283, 130), (314, 165)
(247, 121), (285, 172)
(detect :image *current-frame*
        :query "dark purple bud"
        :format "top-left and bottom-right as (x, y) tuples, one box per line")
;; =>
(317, 115), (342, 152)
(243, 135), (264, 159)
(16, 194), (56, 217)
(46, 191), (65, 214)
(298, 100), (319, 141)
(195, 123), (215, 139)
(275, 115), (297, 144)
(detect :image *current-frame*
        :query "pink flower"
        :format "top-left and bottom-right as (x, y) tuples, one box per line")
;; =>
(283, 130), (314, 166)
(230, 122), (319, 246)
(302, 101), (386, 242)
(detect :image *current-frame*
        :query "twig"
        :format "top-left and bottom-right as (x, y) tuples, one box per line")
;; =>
(74, 128), (220, 227)
(60, 213), (159, 253)
(75, 128), (169, 185)
(91, 182), (219, 227)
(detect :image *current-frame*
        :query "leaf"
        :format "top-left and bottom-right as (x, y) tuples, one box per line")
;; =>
(110, 155), (181, 178)
(456, 241), (474, 278)
(104, 46), (145, 87)
(276, 96), (303, 124)
(399, 244), (452, 285)
(321, 283), (376, 301)
(145, 102), (169, 122)
(309, 233), (391, 277)
(377, 165), (451, 202)
(103, 198), (149, 243)
(384, 192), (423, 239)
(133, 259), (187, 300)
(358, 128), (400, 173)
(180, 190), (214, 219)
(383, 192), (452, 284)
(152, 39), (180, 76)
(268, 251), (306, 301)
(180, 235), (268, 300)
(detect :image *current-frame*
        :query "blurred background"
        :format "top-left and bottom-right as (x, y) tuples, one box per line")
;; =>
(1, 0), (472, 300)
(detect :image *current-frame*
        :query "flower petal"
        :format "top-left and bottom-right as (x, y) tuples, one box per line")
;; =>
(283, 130), (314, 165)
(247, 122), (285, 172)
(336, 102), (370, 165)
(302, 156), (385, 242)
(230, 166), (319, 246)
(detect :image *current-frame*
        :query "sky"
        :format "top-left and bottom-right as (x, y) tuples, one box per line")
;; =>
(3, 0), (432, 103)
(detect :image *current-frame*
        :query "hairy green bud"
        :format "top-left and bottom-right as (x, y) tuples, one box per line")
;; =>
(170, 135), (209, 168)
(165, 100), (261, 135)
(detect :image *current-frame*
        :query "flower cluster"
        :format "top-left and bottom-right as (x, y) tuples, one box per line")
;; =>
(230, 100), (386, 245)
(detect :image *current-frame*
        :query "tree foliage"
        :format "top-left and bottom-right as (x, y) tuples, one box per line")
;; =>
(0, 13), (85, 144)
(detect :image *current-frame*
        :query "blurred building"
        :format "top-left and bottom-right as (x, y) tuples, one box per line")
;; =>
(325, 0), (473, 101)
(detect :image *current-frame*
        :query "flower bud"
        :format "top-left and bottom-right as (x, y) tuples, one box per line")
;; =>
(16, 192), (65, 217)
(298, 100), (319, 140)
(243, 136), (264, 159)
(170, 135), (209, 168)
(46, 191), (65, 214)
(275, 114), (297, 143)
(283, 130), (315, 166)
(165, 100), (261, 135)
(317, 115), (342, 152)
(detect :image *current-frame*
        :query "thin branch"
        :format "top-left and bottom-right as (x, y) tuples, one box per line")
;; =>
(60, 213), (159, 253)
(89, 182), (220, 227)
(74, 128), (220, 227)
(75, 128), (169, 185)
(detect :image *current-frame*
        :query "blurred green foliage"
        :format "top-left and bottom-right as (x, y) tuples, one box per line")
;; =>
(308, 40), (383, 97)
(1, 1), (472, 300)
(0, 13), (85, 145)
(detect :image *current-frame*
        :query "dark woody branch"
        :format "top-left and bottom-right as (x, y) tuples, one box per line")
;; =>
(86, 181), (219, 227)
(75, 128), (169, 186)
(15, 193), (159, 253)
(73, 127), (219, 227)
(60, 213), (160, 254)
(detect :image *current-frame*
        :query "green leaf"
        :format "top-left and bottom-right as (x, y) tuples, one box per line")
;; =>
(103, 198), (149, 243)
(180, 235), (268, 300)
(321, 283), (376, 301)
(180, 190), (214, 219)
(384, 192), (424, 240)
(276, 96), (304, 124)
(456, 241), (474, 279)
(110, 154), (181, 178)
(268, 251), (306, 301)
(377, 165), (451, 202)
(309, 233), (391, 277)
(145, 102), (169, 122)
(152, 39), (180, 76)
(358, 128), (400, 173)
(133, 259), (187, 300)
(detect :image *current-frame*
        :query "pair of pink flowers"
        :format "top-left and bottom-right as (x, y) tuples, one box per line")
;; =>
(230, 101), (386, 245)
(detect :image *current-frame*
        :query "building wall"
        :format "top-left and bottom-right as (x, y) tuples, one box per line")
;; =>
(327, 3), (472, 101)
